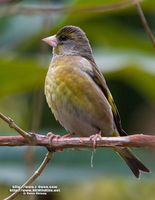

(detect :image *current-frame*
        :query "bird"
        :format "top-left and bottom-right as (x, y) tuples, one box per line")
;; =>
(42, 25), (150, 178)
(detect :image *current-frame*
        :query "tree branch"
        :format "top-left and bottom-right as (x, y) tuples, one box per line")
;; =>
(0, 0), (141, 16)
(133, 0), (155, 48)
(0, 133), (155, 149)
(4, 151), (53, 200)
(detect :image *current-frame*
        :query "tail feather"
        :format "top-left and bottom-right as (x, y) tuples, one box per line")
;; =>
(114, 147), (150, 178)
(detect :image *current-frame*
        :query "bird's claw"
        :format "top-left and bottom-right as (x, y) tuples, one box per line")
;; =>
(61, 132), (74, 138)
(47, 132), (75, 141)
(89, 131), (102, 150)
(47, 132), (74, 151)
(47, 132), (63, 151)
(47, 132), (61, 141)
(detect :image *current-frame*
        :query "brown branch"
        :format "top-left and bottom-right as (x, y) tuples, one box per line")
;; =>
(4, 151), (53, 200)
(0, 0), (141, 16)
(0, 112), (35, 141)
(0, 134), (155, 148)
(133, 0), (155, 48)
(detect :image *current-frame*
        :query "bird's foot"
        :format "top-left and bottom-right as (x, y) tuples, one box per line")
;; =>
(47, 132), (63, 151)
(47, 132), (75, 151)
(47, 132), (62, 141)
(47, 132), (74, 140)
(89, 131), (102, 150)
(61, 132), (75, 138)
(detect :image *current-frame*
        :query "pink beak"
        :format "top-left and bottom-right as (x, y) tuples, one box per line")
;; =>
(42, 35), (58, 47)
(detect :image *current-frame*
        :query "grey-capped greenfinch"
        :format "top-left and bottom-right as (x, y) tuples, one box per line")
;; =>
(42, 25), (149, 178)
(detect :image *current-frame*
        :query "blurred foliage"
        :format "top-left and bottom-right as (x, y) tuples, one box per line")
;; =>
(0, 0), (155, 199)
(107, 65), (155, 102)
(0, 58), (46, 96)
(63, 178), (155, 200)
(1, 178), (155, 200)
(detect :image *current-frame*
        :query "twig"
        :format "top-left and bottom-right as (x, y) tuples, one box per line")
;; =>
(0, 112), (35, 141)
(133, 0), (155, 48)
(0, 0), (141, 16)
(4, 151), (53, 200)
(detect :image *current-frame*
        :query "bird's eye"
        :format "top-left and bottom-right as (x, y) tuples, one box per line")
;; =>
(59, 35), (68, 42)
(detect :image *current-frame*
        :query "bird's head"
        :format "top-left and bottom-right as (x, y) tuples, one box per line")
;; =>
(42, 25), (94, 61)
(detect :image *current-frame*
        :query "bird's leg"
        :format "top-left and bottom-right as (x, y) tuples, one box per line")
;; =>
(89, 131), (102, 150)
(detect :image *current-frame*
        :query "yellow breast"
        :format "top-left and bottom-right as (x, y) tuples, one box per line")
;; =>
(45, 56), (86, 119)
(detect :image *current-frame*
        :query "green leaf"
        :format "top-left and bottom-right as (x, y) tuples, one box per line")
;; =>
(0, 57), (46, 96)
(106, 65), (155, 102)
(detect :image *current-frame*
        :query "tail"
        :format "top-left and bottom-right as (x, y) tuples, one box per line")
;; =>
(114, 147), (150, 178)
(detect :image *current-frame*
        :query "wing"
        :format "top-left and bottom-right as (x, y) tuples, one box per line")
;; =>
(86, 63), (127, 136)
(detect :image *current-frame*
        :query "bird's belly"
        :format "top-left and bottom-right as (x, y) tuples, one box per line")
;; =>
(45, 66), (114, 136)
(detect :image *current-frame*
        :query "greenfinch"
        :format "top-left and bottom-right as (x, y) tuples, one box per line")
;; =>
(42, 25), (149, 177)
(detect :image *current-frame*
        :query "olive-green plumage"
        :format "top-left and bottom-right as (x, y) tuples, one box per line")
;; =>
(43, 25), (149, 177)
